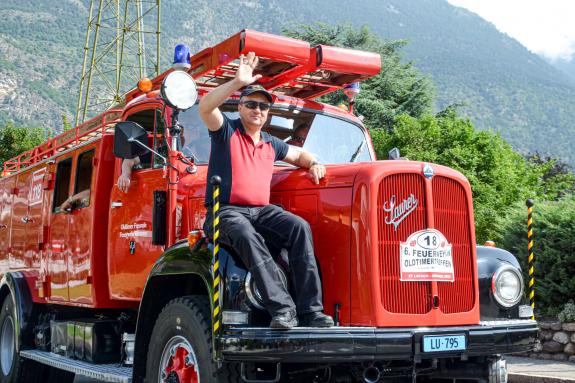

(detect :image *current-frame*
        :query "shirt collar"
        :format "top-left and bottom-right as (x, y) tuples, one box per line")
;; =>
(235, 118), (272, 143)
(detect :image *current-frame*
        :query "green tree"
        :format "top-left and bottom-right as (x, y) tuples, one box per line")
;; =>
(526, 154), (575, 199)
(61, 114), (72, 132)
(0, 122), (46, 167)
(370, 109), (546, 242)
(283, 23), (434, 130)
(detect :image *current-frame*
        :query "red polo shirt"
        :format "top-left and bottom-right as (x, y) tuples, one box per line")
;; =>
(205, 115), (289, 206)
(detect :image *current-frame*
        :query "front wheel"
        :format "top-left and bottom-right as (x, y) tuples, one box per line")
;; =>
(145, 296), (238, 383)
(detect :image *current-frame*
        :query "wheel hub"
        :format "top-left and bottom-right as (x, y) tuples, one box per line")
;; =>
(0, 315), (15, 376)
(160, 336), (199, 383)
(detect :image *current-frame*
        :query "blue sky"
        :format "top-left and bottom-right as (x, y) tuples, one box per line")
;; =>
(447, 0), (575, 62)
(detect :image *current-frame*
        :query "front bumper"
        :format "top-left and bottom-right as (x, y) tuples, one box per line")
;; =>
(218, 320), (538, 363)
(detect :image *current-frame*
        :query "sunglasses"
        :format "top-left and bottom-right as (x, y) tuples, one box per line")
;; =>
(240, 100), (271, 111)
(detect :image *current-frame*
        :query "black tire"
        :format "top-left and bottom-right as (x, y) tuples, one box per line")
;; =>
(0, 295), (74, 383)
(0, 295), (43, 383)
(145, 295), (239, 383)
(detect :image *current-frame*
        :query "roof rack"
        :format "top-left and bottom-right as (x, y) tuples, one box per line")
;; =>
(2, 109), (122, 176)
(189, 30), (381, 99)
(125, 29), (382, 103)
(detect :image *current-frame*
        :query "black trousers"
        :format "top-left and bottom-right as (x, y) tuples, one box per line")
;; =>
(204, 204), (323, 315)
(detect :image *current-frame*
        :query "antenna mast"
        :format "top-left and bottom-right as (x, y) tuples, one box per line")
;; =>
(75, 0), (161, 126)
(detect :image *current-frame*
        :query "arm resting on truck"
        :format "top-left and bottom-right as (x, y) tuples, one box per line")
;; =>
(60, 189), (90, 211)
(117, 157), (140, 193)
(283, 146), (326, 185)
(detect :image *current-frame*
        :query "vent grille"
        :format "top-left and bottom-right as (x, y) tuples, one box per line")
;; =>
(433, 176), (475, 313)
(377, 173), (475, 314)
(378, 173), (430, 314)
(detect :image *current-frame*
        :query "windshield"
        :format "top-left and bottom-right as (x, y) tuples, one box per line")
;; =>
(177, 104), (372, 164)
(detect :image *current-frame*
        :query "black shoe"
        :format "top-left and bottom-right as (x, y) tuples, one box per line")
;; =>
(270, 310), (298, 329)
(299, 311), (334, 327)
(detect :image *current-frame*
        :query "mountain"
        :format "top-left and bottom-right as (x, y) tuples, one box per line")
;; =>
(1, 0), (574, 165)
(548, 57), (575, 82)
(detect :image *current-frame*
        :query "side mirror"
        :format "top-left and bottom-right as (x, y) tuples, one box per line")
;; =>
(113, 121), (149, 159)
(388, 147), (401, 160)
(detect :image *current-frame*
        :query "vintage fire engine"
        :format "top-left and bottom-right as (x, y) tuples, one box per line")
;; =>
(0, 30), (536, 383)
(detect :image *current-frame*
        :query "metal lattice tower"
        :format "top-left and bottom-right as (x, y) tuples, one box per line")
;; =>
(75, 0), (161, 125)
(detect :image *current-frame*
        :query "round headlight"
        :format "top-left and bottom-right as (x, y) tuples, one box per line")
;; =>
(160, 70), (197, 111)
(244, 268), (288, 310)
(492, 265), (524, 308)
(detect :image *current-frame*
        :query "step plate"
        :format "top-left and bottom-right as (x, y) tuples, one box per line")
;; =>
(20, 350), (132, 383)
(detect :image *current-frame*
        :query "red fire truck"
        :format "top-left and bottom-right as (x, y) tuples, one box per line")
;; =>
(0, 30), (536, 383)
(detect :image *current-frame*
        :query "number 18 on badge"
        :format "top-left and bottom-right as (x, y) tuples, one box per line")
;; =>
(400, 229), (454, 282)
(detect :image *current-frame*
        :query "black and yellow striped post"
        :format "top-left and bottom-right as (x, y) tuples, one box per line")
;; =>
(211, 175), (222, 335)
(526, 199), (535, 320)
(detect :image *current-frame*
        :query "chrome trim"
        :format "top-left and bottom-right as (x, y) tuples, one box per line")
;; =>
(491, 265), (524, 308)
(159, 335), (199, 383)
(244, 268), (289, 311)
(20, 350), (132, 383)
(244, 272), (264, 310)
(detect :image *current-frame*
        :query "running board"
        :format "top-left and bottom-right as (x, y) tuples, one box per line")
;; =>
(20, 350), (132, 383)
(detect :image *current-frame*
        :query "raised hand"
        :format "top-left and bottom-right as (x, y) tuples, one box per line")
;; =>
(236, 52), (262, 86)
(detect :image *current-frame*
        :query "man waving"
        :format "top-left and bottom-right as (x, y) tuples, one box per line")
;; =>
(199, 52), (333, 329)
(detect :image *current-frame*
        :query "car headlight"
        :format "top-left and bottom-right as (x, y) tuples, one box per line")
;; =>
(491, 265), (524, 308)
(244, 267), (288, 310)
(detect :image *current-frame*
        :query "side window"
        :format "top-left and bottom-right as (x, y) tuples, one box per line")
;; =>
(53, 158), (73, 212)
(73, 150), (95, 209)
(125, 109), (156, 170)
(153, 109), (167, 168)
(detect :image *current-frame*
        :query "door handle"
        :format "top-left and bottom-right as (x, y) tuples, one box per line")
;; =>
(0, 224), (7, 229)
(111, 201), (123, 208)
(21, 217), (33, 224)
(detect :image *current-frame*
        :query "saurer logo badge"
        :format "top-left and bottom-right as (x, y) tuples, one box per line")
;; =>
(383, 194), (419, 231)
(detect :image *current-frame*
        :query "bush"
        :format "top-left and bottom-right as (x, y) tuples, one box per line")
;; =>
(498, 196), (575, 315)
(370, 110), (544, 242)
(0, 122), (46, 166)
(559, 301), (575, 322)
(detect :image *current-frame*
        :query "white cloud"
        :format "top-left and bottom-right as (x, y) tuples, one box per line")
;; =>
(447, 0), (575, 61)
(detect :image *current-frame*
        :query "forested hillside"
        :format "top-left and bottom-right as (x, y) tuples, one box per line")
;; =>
(550, 58), (575, 82)
(0, 0), (574, 164)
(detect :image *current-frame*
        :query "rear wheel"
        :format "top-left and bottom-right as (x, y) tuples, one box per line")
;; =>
(145, 295), (239, 383)
(0, 296), (17, 383)
(0, 295), (74, 383)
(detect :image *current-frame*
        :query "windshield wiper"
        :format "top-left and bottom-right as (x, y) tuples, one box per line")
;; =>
(350, 140), (366, 162)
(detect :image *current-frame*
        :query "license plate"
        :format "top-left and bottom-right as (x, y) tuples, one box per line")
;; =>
(422, 334), (466, 352)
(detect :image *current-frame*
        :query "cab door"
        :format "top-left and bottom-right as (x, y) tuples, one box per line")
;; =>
(48, 156), (73, 301)
(9, 167), (47, 270)
(0, 178), (15, 273)
(68, 147), (96, 304)
(108, 107), (167, 300)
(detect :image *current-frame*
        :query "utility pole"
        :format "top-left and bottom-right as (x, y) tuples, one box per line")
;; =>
(75, 0), (161, 126)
